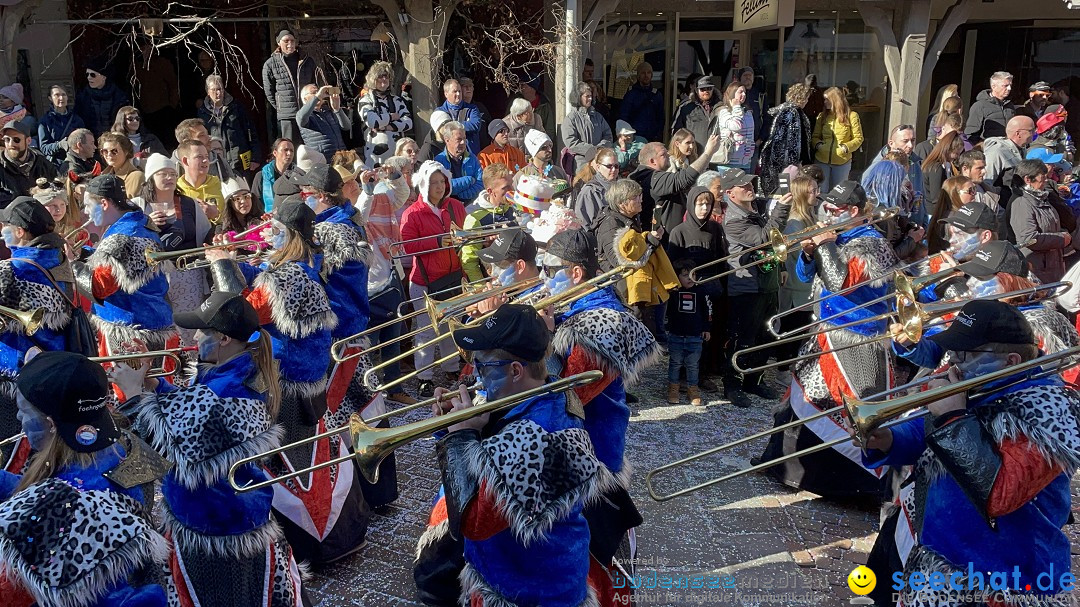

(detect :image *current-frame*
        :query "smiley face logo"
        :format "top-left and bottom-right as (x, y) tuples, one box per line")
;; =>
(847, 565), (876, 595)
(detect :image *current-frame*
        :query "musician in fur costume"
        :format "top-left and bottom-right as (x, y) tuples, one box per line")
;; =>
(112, 292), (308, 607)
(0, 478), (169, 607)
(73, 175), (178, 399)
(300, 166), (397, 509)
(205, 199), (369, 565)
(757, 181), (898, 498)
(431, 305), (608, 606)
(859, 300), (1080, 606)
(0, 198), (75, 472)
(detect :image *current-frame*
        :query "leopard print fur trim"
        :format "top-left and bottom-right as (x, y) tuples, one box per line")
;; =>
(462, 420), (604, 547)
(902, 546), (1070, 607)
(160, 503), (284, 560)
(0, 263), (70, 332)
(252, 263), (338, 339)
(836, 234), (900, 289)
(136, 386), (285, 490)
(1024, 304), (1079, 356)
(91, 315), (177, 350)
(459, 562), (600, 607)
(553, 307), (662, 386)
(87, 233), (162, 293)
(413, 519), (449, 561)
(314, 221), (373, 275)
(0, 478), (169, 607)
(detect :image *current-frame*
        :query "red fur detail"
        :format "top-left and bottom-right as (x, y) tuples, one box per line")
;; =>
(843, 257), (868, 288)
(0, 572), (35, 607)
(988, 435), (1063, 518)
(565, 346), (615, 405)
(427, 495), (448, 527)
(462, 479), (509, 541)
(246, 286), (274, 326)
(281, 420), (337, 536)
(91, 265), (119, 300)
(589, 555), (628, 606)
(816, 333), (854, 406)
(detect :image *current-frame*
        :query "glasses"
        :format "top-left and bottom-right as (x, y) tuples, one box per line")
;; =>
(2, 136), (21, 144)
(948, 349), (996, 363)
(86, 71), (99, 78)
(101, 148), (121, 156)
(472, 359), (516, 379)
(597, 163), (618, 170)
(125, 115), (140, 122)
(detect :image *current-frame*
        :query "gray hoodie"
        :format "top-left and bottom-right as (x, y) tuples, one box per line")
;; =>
(983, 136), (1025, 185)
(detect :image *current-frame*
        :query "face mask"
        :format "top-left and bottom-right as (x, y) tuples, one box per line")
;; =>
(545, 269), (571, 295)
(966, 276), (1004, 299)
(304, 195), (319, 210)
(197, 333), (221, 363)
(1, 226), (17, 247)
(497, 264), (516, 287)
(951, 350), (1008, 381)
(16, 394), (52, 451)
(269, 230), (287, 250)
(817, 205), (851, 226)
(88, 201), (105, 226)
(948, 231), (982, 261)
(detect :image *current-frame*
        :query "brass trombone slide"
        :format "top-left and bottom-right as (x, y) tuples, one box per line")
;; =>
(365, 266), (632, 394)
(90, 347), (193, 378)
(689, 208), (900, 285)
(0, 432), (25, 448)
(389, 222), (521, 260)
(145, 241), (261, 269)
(732, 281), (1070, 376)
(647, 347), (1080, 501)
(64, 219), (94, 248)
(772, 267), (961, 338)
(228, 370), (603, 491)
(395, 276), (495, 317)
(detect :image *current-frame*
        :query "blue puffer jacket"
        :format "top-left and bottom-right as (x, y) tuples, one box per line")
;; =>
(38, 108), (85, 167)
(435, 150), (484, 202)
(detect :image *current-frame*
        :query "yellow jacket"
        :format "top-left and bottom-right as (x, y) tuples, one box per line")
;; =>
(812, 110), (863, 165)
(177, 174), (225, 219)
(616, 228), (678, 306)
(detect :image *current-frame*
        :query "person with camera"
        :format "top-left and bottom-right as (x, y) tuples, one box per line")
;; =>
(296, 83), (352, 161)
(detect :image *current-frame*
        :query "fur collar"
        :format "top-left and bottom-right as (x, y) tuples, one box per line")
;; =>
(314, 221), (373, 275)
(460, 562), (599, 607)
(87, 233), (162, 293)
(252, 262), (338, 338)
(553, 306), (661, 386)
(160, 475), (283, 559)
(0, 478), (168, 607)
(0, 261), (69, 332)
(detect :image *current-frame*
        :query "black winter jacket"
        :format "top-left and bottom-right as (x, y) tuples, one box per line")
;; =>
(629, 163), (699, 234)
(261, 51), (316, 120)
(74, 83), (130, 137)
(0, 150), (59, 207)
(668, 186), (728, 289)
(721, 195), (789, 296)
(964, 89), (1016, 144)
(198, 94), (262, 174)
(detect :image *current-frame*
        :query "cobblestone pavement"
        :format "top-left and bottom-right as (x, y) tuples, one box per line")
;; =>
(306, 362), (1080, 607)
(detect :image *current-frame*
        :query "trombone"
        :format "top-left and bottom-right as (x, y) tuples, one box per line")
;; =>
(228, 370), (603, 490)
(64, 219), (93, 248)
(389, 222), (521, 259)
(647, 346), (1080, 501)
(330, 277), (542, 363)
(232, 219), (273, 240)
(364, 265), (632, 394)
(689, 208), (900, 285)
(0, 432), (25, 448)
(769, 252), (954, 335)
(144, 241), (261, 270)
(90, 347), (193, 379)
(0, 305), (44, 336)
(732, 281), (1070, 376)
(395, 276), (495, 317)
(772, 266), (960, 338)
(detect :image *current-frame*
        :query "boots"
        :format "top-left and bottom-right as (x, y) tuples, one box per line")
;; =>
(688, 385), (703, 406)
(667, 383), (680, 404)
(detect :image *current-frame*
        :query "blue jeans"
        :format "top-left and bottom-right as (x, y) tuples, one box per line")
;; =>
(667, 335), (703, 386)
(815, 161), (851, 191)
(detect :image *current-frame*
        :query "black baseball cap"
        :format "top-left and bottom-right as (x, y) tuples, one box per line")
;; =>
(453, 304), (550, 362)
(930, 299), (1035, 352)
(0, 196), (54, 236)
(274, 199), (316, 244)
(957, 241), (1027, 279)
(479, 229), (537, 265)
(86, 174), (127, 203)
(2, 118), (33, 138)
(719, 167), (755, 190)
(545, 228), (598, 272)
(296, 164), (344, 195)
(823, 181), (868, 209)
(16, 352), (120, 453)
(943, 202), (996, 232)
(174, 291), (261, 342)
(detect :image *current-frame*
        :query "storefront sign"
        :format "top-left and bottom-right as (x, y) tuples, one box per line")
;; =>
(733, 0), (794, 32)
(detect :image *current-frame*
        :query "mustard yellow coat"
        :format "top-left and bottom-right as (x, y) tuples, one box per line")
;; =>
(616, 227), (679, 306)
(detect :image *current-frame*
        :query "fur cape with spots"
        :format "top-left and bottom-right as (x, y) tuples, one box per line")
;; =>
(0, 478), (169, 607)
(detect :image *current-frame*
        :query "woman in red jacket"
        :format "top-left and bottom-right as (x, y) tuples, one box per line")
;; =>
(399, 160), (467, 397)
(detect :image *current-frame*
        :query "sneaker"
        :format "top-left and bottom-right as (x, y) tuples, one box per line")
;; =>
(746, 382), (778, 400)
(699, 377), (720, 392)
(417, 381), (435, 399)
(725, 388), (752, 409)
(388, 392), (418, 405)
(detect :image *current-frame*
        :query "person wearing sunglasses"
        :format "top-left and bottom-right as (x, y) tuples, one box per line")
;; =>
(415, 303), (604, 606)
(110, 105), (166, 166)
(1033, 103), (1075, 164)
(73, 59), (130, 138)
(572, 147), (619, 227)
(0, 118), (58, 208)
(861, 299), (1080, 607)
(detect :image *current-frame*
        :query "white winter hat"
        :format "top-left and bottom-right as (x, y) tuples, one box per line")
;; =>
(615, 119), (636, 136)
(295, 145), (326, 173)
(143, 153), (177, 182)
(524, 129), (552, 157)
(221, 176), (251, 201)
(430, 110), (452, 142)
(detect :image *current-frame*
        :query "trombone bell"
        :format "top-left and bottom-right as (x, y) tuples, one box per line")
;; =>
(0, 305), (44, 336)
